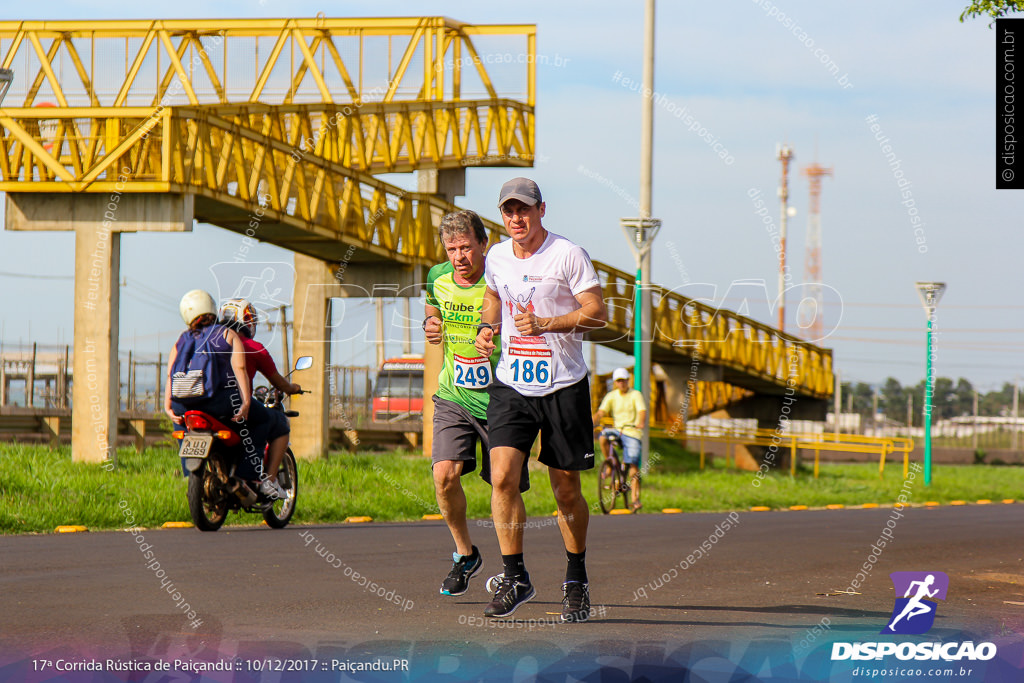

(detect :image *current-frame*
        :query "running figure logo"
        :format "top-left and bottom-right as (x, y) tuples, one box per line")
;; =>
(504, 285), (536, 317)
(883, 571), (949, 634)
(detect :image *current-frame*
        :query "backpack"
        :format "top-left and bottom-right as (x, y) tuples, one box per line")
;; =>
(170, 324), (231, 402)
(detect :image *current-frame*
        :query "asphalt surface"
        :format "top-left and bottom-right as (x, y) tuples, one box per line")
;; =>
(2, 504), (1023, 680)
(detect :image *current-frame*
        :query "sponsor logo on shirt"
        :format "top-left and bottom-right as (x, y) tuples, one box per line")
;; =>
(504, 285), (537, 316)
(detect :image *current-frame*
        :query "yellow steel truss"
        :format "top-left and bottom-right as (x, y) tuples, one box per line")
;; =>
(597, 263), (833, 400)
(0, 105), (831, 403)
(0, 17), (834, 414)
(0, 103), (532, 187)
(0, 18), (535, 107)
(208, 100), (534, 173)
(595, 369), (753, 426)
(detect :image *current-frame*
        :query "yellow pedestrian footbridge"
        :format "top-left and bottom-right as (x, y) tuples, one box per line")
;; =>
(0, 17), (833, 460)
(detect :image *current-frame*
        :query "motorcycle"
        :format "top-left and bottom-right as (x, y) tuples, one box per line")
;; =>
(175, 356), (312, 532)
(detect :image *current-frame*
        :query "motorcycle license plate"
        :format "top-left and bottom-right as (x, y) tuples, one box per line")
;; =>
(180, 435), (213, 458)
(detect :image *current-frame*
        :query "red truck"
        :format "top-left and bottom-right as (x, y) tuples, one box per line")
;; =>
(371, 355), (424, 423)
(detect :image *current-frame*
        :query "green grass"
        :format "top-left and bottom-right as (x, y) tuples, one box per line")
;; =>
(2, 439), (1023, 534)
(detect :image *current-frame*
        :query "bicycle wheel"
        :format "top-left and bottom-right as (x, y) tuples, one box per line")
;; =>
(619, 465), (634, 511)
(598, 459), (622, 514)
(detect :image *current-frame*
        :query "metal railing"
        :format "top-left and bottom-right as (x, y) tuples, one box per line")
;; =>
(671, 423), (914, 478)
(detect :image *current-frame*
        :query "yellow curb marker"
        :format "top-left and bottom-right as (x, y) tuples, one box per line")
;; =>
(750, 506), (770, 512)
(55, 525), (88, 533)
(826, 504), (845, 510)
(1003, 499), (1016, 504)
(789, 505), (808, 511)
(662, 508), (683, 514)
(861, 503), (879, 508)
(924, 501), (940, 507)
(609, 509), (632, 515)
(950, 500), (966, 506)
(161, 521), (194, 529)
(976, 500), (991, 505)
(345, 516), (373, 523)
(422, 514), (443, 520)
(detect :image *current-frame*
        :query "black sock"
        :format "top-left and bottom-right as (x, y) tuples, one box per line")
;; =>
(502, 553), (527, 581)
(566, 549), (588, 584)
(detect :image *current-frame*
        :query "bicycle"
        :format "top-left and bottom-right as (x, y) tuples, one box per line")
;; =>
(597, 430), (638, 514)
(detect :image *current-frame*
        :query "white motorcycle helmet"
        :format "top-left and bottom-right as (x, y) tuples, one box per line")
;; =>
(179, 289), (217, 327)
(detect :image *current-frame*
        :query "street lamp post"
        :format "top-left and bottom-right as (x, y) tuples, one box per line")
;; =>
(619, 0), (659, 471)
(915, 281), (946, 487)
(621, 218), (661, 465)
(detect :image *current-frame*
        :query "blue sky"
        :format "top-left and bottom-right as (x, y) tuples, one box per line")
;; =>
(0, 0), (1015, 393)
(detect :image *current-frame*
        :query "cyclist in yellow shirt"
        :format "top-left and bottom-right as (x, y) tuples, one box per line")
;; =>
(592, 367), (647, 511)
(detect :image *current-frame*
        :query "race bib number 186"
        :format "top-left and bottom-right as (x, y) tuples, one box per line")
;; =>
(508, 347), (552, 389)
(453, 354), (492, 389)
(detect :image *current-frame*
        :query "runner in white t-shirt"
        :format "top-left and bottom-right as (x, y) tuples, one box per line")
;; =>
(474, 177), (607, 622)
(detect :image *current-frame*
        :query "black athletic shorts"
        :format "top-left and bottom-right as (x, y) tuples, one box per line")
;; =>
(486, 376), (596, 471)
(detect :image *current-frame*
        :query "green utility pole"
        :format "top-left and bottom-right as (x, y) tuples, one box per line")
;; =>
(620, 0), (659, 462)
(915, 281), (945, 487)
(634, 267), (642, 391)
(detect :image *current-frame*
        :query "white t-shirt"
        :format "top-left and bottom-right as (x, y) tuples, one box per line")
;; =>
(484, 231), (601, 397)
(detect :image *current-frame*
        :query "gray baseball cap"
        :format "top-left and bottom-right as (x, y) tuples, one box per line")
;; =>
(497, 177), (543, 208)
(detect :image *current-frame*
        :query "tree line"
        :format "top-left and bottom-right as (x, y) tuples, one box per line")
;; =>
(839, 378), (1019, 427)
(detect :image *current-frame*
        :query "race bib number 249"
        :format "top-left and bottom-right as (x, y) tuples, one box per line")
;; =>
(453, 354), (492, 389)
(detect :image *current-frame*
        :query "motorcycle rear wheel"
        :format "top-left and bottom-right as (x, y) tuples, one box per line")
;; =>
(263, 449), (298, 529)
(187, 461), (228, 532)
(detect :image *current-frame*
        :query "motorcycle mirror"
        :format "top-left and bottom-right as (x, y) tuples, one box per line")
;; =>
(294, 356), (313, 371)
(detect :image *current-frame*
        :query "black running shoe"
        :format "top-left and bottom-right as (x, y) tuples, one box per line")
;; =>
(483, 574), (535, 617)
(561, 581), (591, 622)
(440, 547), (482, 596)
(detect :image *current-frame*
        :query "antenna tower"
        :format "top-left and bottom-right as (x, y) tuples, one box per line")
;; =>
(776, 144), (794, 332)
(800, 161), (833, 340)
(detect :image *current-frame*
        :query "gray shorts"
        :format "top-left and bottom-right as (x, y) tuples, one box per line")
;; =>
(431, 396), (529, 492)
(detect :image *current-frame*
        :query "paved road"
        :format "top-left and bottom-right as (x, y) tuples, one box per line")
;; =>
(2, 505), (1023, 681)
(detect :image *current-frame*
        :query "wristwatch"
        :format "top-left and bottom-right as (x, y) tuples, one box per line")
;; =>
(422, 316), (438, 331)
(476, 322), (496, 336)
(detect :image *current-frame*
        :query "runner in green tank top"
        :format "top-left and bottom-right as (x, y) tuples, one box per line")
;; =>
(423, 210), (529, 599)
(426, 259), (500, 420)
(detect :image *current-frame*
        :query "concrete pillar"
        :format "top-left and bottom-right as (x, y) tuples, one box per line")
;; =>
(715, 394), (827, 472)
(290, 251), (427, 458)
(416, 168), (465, 455)
(422, 336), (442, 458)
(658, 360), (723, 437)
(417, 168), (466, 203)
(72, 225), (121, 463)
(290, 254), (336, 460)
(6, 192), (193, 464)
